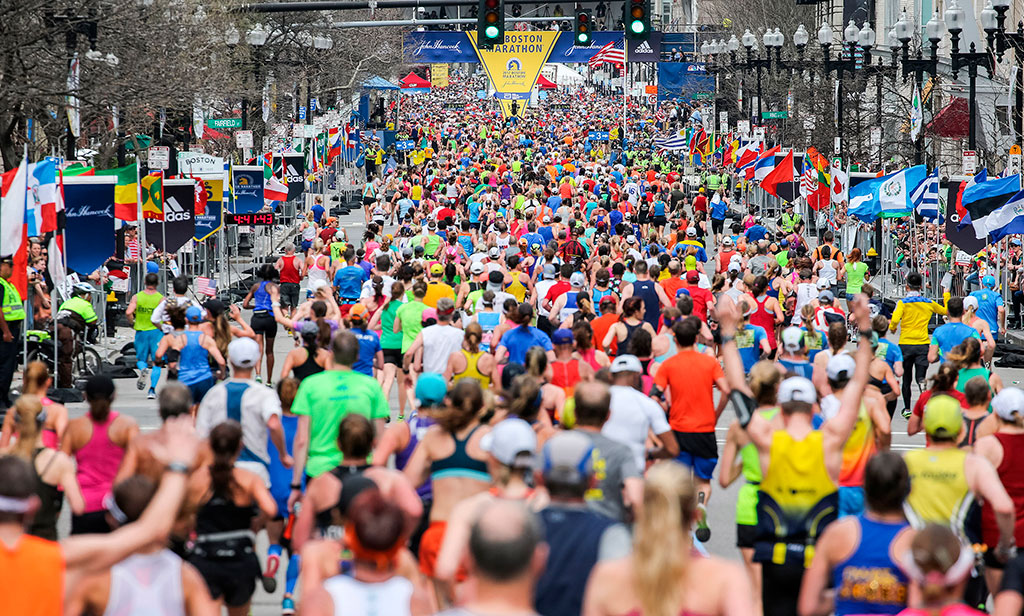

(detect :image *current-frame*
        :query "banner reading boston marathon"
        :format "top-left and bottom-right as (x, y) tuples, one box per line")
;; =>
(468, 31), (558, 118)
(402, 31), (659, 64)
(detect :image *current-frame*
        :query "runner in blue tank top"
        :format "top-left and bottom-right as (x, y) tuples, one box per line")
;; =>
(626, 261), (667, 330)
(798, 451), (913, 616)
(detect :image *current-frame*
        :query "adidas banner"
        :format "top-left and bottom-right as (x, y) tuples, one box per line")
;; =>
(283, 153), (305, 201)
(146, 179), (195, 253)
(626, 32), (661, 62)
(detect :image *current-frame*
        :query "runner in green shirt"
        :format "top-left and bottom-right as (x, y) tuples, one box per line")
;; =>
(395, 281), (429, 353)
(290, 331), (391, 480)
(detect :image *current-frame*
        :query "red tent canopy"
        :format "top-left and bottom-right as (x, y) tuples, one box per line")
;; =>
(400, 72), (431, 88)
(537, 74), (556, 90)
(927, 96), (968, 139)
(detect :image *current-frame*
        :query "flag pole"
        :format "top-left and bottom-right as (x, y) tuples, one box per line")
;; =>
(21, 144), (28, 374)
(135, 160), (145, 294)
(160, 170), (167, 289)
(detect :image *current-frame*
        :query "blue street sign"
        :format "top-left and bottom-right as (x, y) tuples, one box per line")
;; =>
(395, 140), (415, 151)
(589, 130), (610, 141)
(298, 106), (307, 119)
(310, 98), (319, 111)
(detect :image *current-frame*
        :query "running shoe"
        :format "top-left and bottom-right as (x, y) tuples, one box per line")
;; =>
(147, 388), (156, 400)
(695, 493), (711, 542)
(136, 368), (149, 391)
(282, 596), (296, 615)
(900, 407), (912, 420)
(261, 561), (278, 594)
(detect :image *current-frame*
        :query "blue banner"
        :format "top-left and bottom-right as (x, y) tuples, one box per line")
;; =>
(194, 199), (223, 242)
(231, 166), (264, 213)
(589, 131), (610, 141)
(395, 140), (415, 151)
(494, 92), (531, 100)
(403, 31), (629, 64)
(64, 179), (115, 276)
(657, 63), (715, 102)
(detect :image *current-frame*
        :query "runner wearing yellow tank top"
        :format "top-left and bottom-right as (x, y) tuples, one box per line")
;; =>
(718, 295), (876, 616)
(903, 394), (1015, 556)
(444, 324), (494, 389)
(505, 265), (530, 303)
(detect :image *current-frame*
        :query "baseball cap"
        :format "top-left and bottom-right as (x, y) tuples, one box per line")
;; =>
(983, 275), (996, 288)
(610, 354), (643, 373)
(185, 306), (204, 323)
(781, 326), (804, 352)
(430, 263), (444, 275)
(436, 297), (456, 316)
(923, 395), (964, 438)
(778, 376), (818, 404)
(228, 337), (261, 368)
(686, 227), (697, 237)
(993, 387), (1024, 422)
(299, 321), (320, 338)
(203, 298), (226, 316)
(348, 303), (369, 321)
(146, 261), (160, 274)
(488, 246), (501, 259)
(722, 236), (734, 246)
(963, 296), (979, 312)
(541, 430), (594, 484)
(542, 263), (557, 279)
(570, 272), (586, 287)
(816, 278), (831, 290)
(826, 354), (855, 381)
(819, 290), (835, 303)
(626, 235), (637, 244)
(599, 294), (618, 307)
(470, 261), (485, 275)
(415, 372), (448, 407)
(728, 262), (741, 273)
(552, 328), (575, 345)
(685, 270), (700, 283)
(84, 374), (116, 400)
(684, 255), (697, 271)
(421, 307), (437, 324)
(480, 418), (537, 469)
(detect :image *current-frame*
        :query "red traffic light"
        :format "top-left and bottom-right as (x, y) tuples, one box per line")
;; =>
(485, 0), (499, 7)
(579, 13), (589, 22)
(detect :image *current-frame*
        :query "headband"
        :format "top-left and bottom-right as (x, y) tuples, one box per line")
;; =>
(103, 492), (128, 525)
(0, 495), (31, 514)
(344, 524), (401, 571)
(900, 543), (975, 587)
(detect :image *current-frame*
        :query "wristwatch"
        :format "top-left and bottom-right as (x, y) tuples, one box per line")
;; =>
(720, 333), (735, 344)
(290, 483), (302, 490)
(167, 461), (189, 474)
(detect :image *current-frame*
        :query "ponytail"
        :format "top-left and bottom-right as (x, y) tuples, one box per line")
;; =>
(464, 322), (482, 354)
(208, 422), (242, 495)
(11, 395), (44, 460)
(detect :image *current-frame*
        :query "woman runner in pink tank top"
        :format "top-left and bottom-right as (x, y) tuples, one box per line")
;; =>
(63, 375), (138, 534)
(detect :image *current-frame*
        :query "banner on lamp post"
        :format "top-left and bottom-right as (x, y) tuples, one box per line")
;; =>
(231, 166), (264, 213)
(63, 176), (115, 276)
(145, 179), (195, 253)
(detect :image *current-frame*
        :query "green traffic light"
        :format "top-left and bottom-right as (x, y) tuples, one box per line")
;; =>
(485, 25), (499, 39)
(630, 20), (646, 34)
(577, 33), (590, 43)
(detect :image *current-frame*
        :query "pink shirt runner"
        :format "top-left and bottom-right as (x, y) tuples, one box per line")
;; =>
(75, 411), (125, 512)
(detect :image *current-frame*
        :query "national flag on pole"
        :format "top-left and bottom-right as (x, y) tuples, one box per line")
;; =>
(760, 150), (794, 197)
(909, 82), (923, 142)
(960, 173), (1021, 239)
(62, 162), (94, 176)
(735, 143), (759, 171)
(654, 131), (688, 150)
(956, 169), (987, 224)
(753, 146), (781, 182)
(0, 158), (28, 258)
(96, 163), (139, 221)
(195, 276), (218, 297)
(831, 166), (849, 205)
(588, 41), (625, 69)
(140, 172), (163, 220)
(800, 158), (817, 200)
(192, 176), (207, 215)
(328, 128), (342, 163)
(911, 167), (941, 220)
(265, 175), (288, 201)
(344, 123), (360, 148)
(975, 188), (1024, 240)
(878, 165), (927, 218)
(27, 158), (58, 234)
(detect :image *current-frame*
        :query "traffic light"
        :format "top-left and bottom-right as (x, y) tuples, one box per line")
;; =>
(624, 0), (650, 40)
(574, 8), (592, 45)
(478, 0), (504, 48)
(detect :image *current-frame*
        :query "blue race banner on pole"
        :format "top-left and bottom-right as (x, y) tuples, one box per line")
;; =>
(657, 63), (716, 101)
(403, 31), (653, 64)
(231, 166), (263, 213)
(63, 176), (116, 275)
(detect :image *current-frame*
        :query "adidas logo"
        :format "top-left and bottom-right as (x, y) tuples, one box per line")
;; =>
(165, 196), (192, 222)
(634, 40), (654, 54)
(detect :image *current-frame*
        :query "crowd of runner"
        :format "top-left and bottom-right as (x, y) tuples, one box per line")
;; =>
(6, 74), (1024, 616)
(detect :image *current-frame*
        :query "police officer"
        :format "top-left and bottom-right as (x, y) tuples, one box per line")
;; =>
(0, 257), (24, 410)
(55, 282), (99, 387)
(779, 203), (802, 235)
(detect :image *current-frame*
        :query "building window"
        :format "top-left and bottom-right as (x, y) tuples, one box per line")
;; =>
(997, 105), (1010, 134)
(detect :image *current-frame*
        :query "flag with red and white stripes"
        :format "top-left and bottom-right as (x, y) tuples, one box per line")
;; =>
(588, 41), (625, 69)
(195, 277), (217, 297)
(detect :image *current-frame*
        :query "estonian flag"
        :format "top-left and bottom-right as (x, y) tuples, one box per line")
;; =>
(961, 173), (1021, 239)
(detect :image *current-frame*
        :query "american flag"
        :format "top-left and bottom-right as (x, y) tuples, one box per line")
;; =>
(799, 158), (817, 200)
(195, 277), (217, 297)
(588, 41), (625, 69)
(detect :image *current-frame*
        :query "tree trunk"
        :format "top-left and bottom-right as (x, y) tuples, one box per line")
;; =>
(0, 114), (21, 171)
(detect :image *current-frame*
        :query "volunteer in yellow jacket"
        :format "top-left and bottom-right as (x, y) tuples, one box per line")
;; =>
(717, 292), (874, 616)
(889, 271), (949, 413)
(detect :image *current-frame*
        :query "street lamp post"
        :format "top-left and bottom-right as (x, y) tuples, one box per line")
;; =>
(895, 9), (942, 164)
(819, 20), (862, 157)
(945, 0), (994, 151)
(858, 24), (899, 167)
(740, 29), (772, 123)
(985, 0), (1024, 146)
(241, 24), (269, 132)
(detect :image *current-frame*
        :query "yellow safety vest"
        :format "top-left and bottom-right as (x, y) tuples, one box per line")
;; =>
(0, 278), (24, 321)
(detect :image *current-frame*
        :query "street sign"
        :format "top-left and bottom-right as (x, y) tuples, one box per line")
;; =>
(752, 126), (766, 142)
(588, 131), (610, 141)
(298, 106), (307, 120)
(148, 146), (170, 170)
(206, 118), (243, 129)
(310, 97), (319, 111)
(693, 92), (713, 100)
(395, 140), (415, 151)
(738, 120), (750, 137)
(761, 110), (788, 119)
(1009, 145), (1022, 176)
(235, 130), (254, 149)
(645, 85), (658, 94)
(963, 150), (978, 174)
(647, 94), (658, 104)
(302, 124), (316, 138)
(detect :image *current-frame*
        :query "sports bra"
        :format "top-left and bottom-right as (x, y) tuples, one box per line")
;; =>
(454, 349), (491, 389)
(292, 347), (324, 381)
(430, 424), (490, 483)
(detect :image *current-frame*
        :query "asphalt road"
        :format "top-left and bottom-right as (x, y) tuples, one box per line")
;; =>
(37, 203), (1024, 615)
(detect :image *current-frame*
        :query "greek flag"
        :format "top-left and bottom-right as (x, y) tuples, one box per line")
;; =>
(911, 167), (941, 221)
(655, 132), (688, 151)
